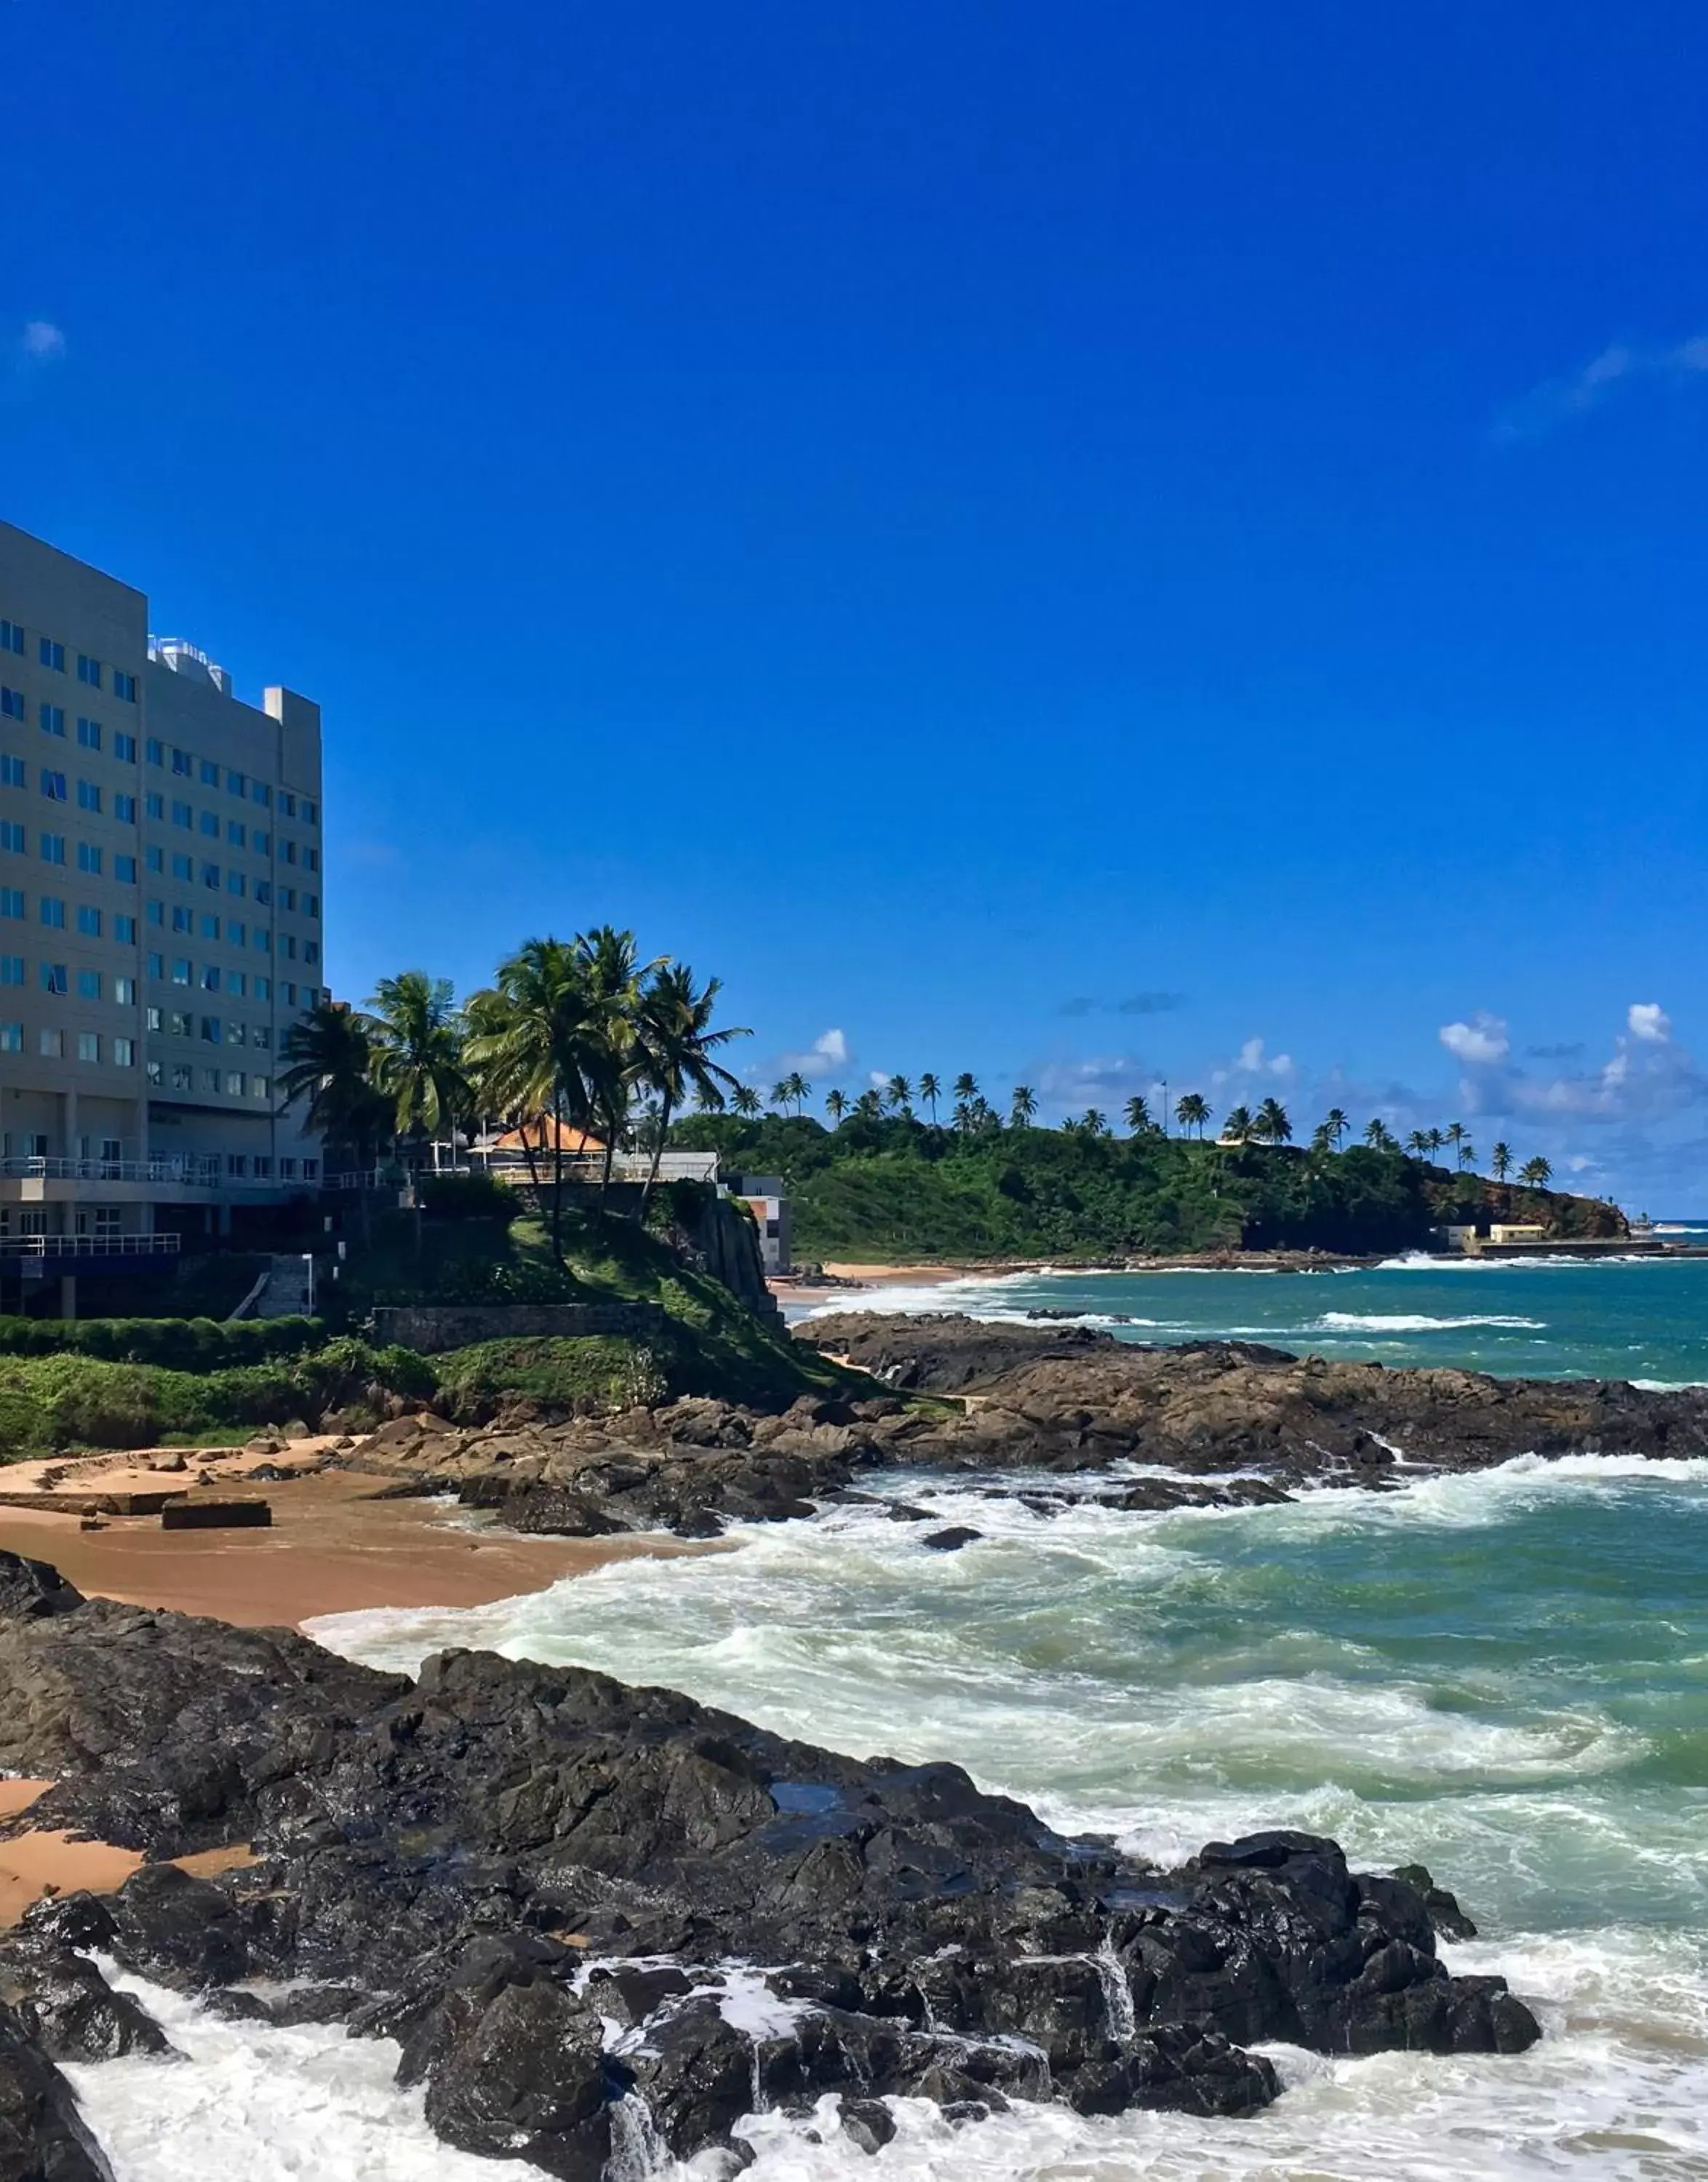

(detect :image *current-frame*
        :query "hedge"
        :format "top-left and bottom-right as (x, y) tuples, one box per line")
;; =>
(0, 1315), (325, 1371)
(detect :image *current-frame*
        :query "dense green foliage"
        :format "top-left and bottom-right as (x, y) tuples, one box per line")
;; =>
(433, 1336), (672, 1417)
(0, 1338), (435, 1460)
(0, 1315), (324, 1370)
(676, 1111), (1623, 1259)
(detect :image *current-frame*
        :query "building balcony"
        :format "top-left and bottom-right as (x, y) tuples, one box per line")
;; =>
(0, 1156), (300, 1204)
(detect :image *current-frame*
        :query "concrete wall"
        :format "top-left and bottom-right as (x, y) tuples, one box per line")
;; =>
(371, 1302), (677, 1353)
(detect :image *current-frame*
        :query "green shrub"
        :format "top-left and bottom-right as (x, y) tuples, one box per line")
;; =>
(0, 1315), (325, 1371)
(419, 1172), (519, 1223)
(435, 1336), (669, 1418)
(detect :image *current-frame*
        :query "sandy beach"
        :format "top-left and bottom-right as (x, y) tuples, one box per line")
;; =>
(768, 1260), (973, 1308)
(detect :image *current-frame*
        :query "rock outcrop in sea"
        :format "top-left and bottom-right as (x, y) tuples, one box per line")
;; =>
(0, 1549), (1539, 2179)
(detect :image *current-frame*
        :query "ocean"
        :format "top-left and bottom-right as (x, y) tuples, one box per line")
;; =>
(68, 1254), (1708, 2179)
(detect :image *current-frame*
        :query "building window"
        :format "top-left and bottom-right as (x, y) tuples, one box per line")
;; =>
(114, 730), (137, 762)
(251, 1075), (270, 1100)
(145, 845), (163, 873)
(39, 898), (65, 930)
(40, 706), (65, 738)
(253, 830), (271, 854)
(227, 1020), (247, 1047)
(227, 871), (245, 898)
(306, 894), (319, 918)
(172, 800), (191, 828)
(229, 970), (247, 997)
(114, 975), (135, 1004)
(76, 908), (102, 940)
(39, 834), (65, 866)
(113, 1036), (135, 1067)
(256, 929), (271, 953)
(228, 920), (247, 946)
(226, 769), (246, 796)
(255, 974), (271, 1000)
(0, 821), (20, 854)
(200, 1015), (220, 1042)
(76, 970), (100, 1002)
(252, 1155), (273, 1180)
(0, 956), (19, 984)
(304, 847), (319, 873)
(0, 1023), (20, 1053)
(282, 839), (298, 866)
(76, 843), (102, 875)
(199, 810), (218, 838)
(226, 1153), (249, 1178)
(252, 1024), (270, 1050)
(254, 784), (271, 808)
(172, 958), (191, 985)
(171, 906), (191, 934)
(171, 748), (191, 776)
(40, 772), (66, 801)
(282, 934), (298, 959)
(199, 757), (218, 786)
(0, 756), (23, 788)
(171, 855), (191, 884)
(224, 820), (245, 848)
(145, 794), (164, 823)
(226, 1071), (245, 1097)
(303, 801), (318, 826)
(172, 1064), (193, 1090)
(280, 791), (296, 817)
(0, 887), (24, 919)
(115, 914), (137, 944)
(201, 965), (220, 993)
(76, 780), (101, 814)
(0, 687), (24, 721)
(38, 1028), (63, 1058)
(77, 1032), (99, 1063)
(197, 911), (218, 940)
(115, 853), (137, 884)
(282, 981), (297, 1005)
(38, 638), (65, 672)
(145, 1004), (162, 1031)
(279, 1157), (298, 1180)
(302, 1157), (319, 1180)
(114, 671), (137, 704)
(201, 861), (220, 890)
(76, 655), (101, 689)
(39, 962), (66, 994)
(146, 951), (164, 978)
(254, 880), (272, 906)
(282, 887), (297, 912)
(145, 738), (164, 765)
(76, 716), (101, 750)
(116, 795), (137, 826)
(304, 940), (320, 964)
(0, 621), (22, 655)
(145, 1059), (162, 1084)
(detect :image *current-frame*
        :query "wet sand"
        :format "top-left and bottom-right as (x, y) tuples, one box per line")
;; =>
(0, 1779), (260, 1927)
(0, 1466), (702, 1629)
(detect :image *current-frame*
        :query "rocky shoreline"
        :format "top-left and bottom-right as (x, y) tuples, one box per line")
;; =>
(319, 1314), (1708, 1543)
(0, 1548), (1539, 2181)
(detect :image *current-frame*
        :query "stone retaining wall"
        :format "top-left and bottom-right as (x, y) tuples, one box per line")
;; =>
(371, 1303), (674, 1354)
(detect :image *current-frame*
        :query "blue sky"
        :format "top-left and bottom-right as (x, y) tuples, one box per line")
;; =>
(7, 1), (1707, 1206)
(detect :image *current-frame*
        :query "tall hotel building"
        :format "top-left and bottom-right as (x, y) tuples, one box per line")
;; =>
(0, 521), (327, 1291)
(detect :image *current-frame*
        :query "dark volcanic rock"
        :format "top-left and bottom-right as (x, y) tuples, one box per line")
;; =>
(0, 1936), (172, 2063)
(0, 2002), (113, 2182)
(920, 1525), (982, 1551)
(0, 1551), (1541, 2174)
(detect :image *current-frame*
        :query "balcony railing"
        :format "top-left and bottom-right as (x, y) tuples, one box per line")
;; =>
(0, 1156), (287, 1189)
(6, 1234), (181, 1258)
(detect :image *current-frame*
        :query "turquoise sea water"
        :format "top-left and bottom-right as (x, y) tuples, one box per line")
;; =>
(80, 1260), (1708, 2177)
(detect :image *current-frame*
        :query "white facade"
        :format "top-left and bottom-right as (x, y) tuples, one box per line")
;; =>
(0, 521), (327, 1272)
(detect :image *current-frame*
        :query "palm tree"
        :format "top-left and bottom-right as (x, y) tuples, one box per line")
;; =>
(1405, 1130), (1431, 1161)
(918, 1072), (942, 1124)
(1491, 1140), (1512, 1183)
(953, 1072), (979, 1108)
(1253, 1096), (1292, 1146)
(1310, 1121), (1335, 1155)
(1222, 1103), (1254, 1145)
(369, 972), (466, 1172)
(1426, 1127), (1447, 1164)
(575, 925), (661, 1199)
(1123, 1095), (1152, 1134)
(1519, 1156), (1552, 1190)
(1176, 1092), (1210, 1139)
(822, 1087), (846, 1126)
(1459, 1140), (1477, 1173)
(278, 998), (391, 1238)
(1323, 1106), (1350, 1150)
(769, 1080), (791, 1114)
(632, 964), (749, 1207)
(886, 1074), (913, 1114)
(463, 938), (601, 1264)
(1080, 1108), (1110, 1137)
(1010, 1084), (1037, 1127)
(1365, 1119), (1400, 1152)
(731, 1085), (762, 1118)
(1445, 1121), (1467, 1169)
(853, 1088), (883, 1121)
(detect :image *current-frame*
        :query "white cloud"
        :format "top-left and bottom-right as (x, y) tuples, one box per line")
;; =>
(779, 1026), (847, 1079)
(1213, 1036), (1296, 1087)
(20, 321), (65, 362)
(1439, 1013), (1510, 1066)
(1496, 334), (1708, 440)
(1628, 1002), (1671, 1044)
